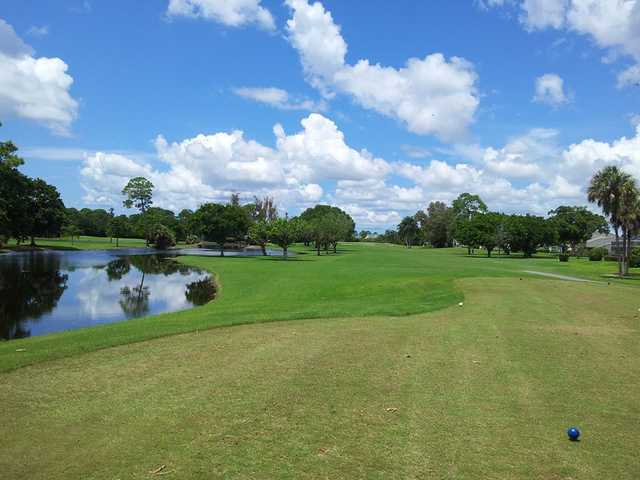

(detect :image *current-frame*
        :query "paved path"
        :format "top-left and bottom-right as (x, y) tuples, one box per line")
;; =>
(522, 270), (599, 283)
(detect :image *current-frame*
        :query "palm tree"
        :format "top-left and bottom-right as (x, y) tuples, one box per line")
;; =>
(618, 181), (640, 275)
(588, 166), (639, 275)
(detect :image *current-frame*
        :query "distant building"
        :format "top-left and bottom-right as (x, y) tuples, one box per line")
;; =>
(586, 233), (640, 254)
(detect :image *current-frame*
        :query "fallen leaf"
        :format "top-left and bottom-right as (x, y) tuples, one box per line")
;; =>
(385, 407), (398, 413)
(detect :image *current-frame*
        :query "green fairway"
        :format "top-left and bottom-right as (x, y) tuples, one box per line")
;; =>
(1, 244), (639, 478)
(0, 243), (637, 372)
(2, 275), (639, 479)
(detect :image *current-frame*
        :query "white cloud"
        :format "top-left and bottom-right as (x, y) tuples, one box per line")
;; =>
(483, 128), (558, 179)
(167, 0), (275, 30)
(401, 144), (431, 159)
(520, 0), (568, 30)
(0, 18), (78, 135)
(26, 25), (49, 37)
(485, 0), (640, 88)
(562, 124), (640, 181)
(81, 113), (391, 213)
(533, 73), (570, 106)
(630, 113), (640, 128)
(617, 64), (640, 88)
(285, 0), (479, 141)
(78, 112), (640, 229)
(232, 86), (325, 111)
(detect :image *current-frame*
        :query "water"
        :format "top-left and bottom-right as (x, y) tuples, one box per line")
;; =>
(0, 251), (217, 340)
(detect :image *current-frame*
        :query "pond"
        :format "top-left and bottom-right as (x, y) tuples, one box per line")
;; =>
(0, 251), (217, 340)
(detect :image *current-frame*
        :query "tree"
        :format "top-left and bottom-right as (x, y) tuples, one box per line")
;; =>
(268, 217), (301, 259)
(149, 224), (176, 250)
(422, 201), (454, 248)
(588, 166), (638, 275)
(122, 177), (154, 213)
(504, 214), (555, 257)
(24, 178), (66, 246)
(398, 216), (418, 248)
(61, 225), (81, 245)
(466, 212), (503, 257)
(0, 129), (29, 242)
(452, 193), (488, 254)
(0, 122), (24, 168)
(359, 230), (372, 241)
(177, 209), (195, 240)
(249, 220), (270, 256)
(251, 196), (278, 222)
(452, 193), (487, 219)
(192, 203), (250, 256)
(548, 206), (609, 254)
(108, 215), (131, 247)
(299, 205), (356, 253)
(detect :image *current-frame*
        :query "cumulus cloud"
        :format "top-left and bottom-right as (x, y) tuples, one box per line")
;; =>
(81, 113), (390, 213)
(520, 0), (569, 30)
(0, 18), (78, 135)
(485, 0), (640, 88)
(232, 86), (325, 111)
(533, 73), (570, 106)
(167, 0), (275, 30)
(79, 111), (640, 229)
(285, 0), (479, 141)
(562, 124), (640, 182)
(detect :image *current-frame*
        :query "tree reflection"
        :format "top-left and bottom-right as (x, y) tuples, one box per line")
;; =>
(119, 274), (150, 318)
(185, 277), (217, 305)
(128, 255), (192, 276)
(105, 258), (131, 281)
(0, 253), (68, 339)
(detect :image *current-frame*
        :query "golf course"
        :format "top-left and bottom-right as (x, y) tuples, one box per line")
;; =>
(1, 242), (639, 479)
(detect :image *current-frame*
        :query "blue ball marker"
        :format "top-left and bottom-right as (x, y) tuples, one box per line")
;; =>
(567, 427), (581, 441)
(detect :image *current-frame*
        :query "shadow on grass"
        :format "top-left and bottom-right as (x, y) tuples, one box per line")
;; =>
(5, 245), (80, 252)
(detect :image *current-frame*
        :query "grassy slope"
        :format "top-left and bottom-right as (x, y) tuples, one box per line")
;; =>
(1, 243), (636, 371)
(1, 277), (638, 479)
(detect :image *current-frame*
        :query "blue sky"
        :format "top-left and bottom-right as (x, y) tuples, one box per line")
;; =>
(1, 0), (639, 229)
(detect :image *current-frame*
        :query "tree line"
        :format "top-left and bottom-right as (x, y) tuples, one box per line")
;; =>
(377, 192), (610, 259)
(0, 131), (357, 256)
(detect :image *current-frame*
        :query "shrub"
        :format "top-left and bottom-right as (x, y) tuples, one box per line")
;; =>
(631, 247), (640, 268)
(150, 224), (176, 250)
(559, 254), (569, 262)
(588, 247), (607, 261)
(185, 234), (200, 245)
(604, 255), (618, 262)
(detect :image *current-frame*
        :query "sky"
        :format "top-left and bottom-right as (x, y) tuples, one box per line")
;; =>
(1, 0), (639, 231)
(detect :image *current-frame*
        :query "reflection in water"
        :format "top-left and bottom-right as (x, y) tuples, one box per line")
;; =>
(0, 253), (216, 340)
(185, 278), (217, 305)
(106, 258), (130, 281)
(0, 254), (68, 339)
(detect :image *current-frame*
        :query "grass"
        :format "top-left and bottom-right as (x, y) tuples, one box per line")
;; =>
(1, 243), (637, 372)
(1, 276), (639, 479)
(1, 243), (639, 478)
(4, 235), (151, 250)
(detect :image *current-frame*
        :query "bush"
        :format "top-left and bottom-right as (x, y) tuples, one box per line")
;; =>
(588, 247), (607, 261)
(604, 255), (618, 262)
(559, 254), (569, 262)
(631, 247), (640, 268)
(150, 224), (176, 250)
(185, 234), (200, 245)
